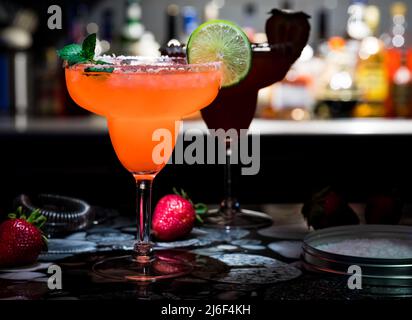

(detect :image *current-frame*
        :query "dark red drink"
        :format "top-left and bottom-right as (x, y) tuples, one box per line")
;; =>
(202, 9), (310, 227)
(202, 9), (310, 132)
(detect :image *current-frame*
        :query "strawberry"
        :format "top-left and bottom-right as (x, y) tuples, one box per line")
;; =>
(365, 193), (403, 225)
(266, 9), (311, 62)
(302, 187), (359, 230)
(152, 189), (206, 242)
(0, 208), (47, 267)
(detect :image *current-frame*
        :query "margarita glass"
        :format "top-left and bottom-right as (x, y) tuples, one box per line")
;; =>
(65, 57), (221, 281)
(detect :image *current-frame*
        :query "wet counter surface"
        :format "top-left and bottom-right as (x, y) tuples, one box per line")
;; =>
(1, 204), (411, 300)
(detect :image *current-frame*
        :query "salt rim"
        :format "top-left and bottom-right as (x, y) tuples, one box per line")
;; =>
(66, 54), (222, 73)
(252, 42), (294, 52)
(97, 54), (185, 65)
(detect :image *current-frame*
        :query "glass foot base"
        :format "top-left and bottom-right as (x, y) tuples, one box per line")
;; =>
(93, 251), (193, 282)
(204, 208), (273, 229)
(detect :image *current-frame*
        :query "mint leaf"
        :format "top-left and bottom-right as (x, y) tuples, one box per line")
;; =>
(57, 34), (106, 67)
(84, 66), (114, 73)
(82, 33), (96, 60)
(56, 44), (89, 66)
(57, 44), (87, 65)
(57, 44), (82, 59)
(67, 55), (89, 66)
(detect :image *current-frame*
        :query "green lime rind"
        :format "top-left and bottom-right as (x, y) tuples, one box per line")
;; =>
(187, 19), (252, 88)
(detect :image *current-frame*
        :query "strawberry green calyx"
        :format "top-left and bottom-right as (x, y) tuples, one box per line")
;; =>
(172, 188), (208, 224)
(8, 207), (48, 244)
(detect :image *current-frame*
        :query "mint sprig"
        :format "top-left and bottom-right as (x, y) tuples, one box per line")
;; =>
(57, 33), (113, 73)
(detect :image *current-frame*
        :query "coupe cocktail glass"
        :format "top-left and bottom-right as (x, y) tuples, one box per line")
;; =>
(65, 57), (221, 281)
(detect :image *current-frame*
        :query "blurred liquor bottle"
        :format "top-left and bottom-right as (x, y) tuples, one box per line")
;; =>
(164, 4), (180, 45)
(353, 5), (389, 117)
(180, 6), (199, 44)
(121, 0), (144, 55)
(316, 5), (329, 49)
(61, 3), (91, 117)
(176, 6), (200, 119)
(99, 9), (115, 54)
(281, 0), (292, 10)
(204, 0), (222, 21)
(314, 37), (359, 118)
(0, 51), (12, 117)
(36, 47), (65, 117)
(258, 44), (317, 121)
(384, 2), (412, 118)
(346, 0), (370, 41)
(258, 68), (313, 120)
(242, 3), (257, 41)
(68, 3), (89, 44)
(0, 8), (37, 120)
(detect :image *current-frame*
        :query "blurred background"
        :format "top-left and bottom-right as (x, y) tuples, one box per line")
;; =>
(1, 0), (412, 216)
(1, 0), (412, 119)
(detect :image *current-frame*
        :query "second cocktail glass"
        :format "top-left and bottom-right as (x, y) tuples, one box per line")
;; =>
(201, 47), (278, 229)
(201, 9), (311, 229)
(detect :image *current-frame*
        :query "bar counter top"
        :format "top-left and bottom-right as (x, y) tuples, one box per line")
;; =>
(2, 117), (412, 135)
(1, 204), (411, 301)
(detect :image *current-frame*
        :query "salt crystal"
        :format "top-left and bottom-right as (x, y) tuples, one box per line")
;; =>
(316, 238), (412, 259)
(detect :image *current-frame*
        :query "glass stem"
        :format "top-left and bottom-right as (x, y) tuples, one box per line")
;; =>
(133, 178), (154, 263)
(224, 138), (233, 201)
(219, 136), (240, 217)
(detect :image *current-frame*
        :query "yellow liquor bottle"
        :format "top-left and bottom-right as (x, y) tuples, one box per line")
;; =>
(353, 6), (389, 117)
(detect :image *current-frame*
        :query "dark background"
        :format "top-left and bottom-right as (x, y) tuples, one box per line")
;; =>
(1, 131), (411, 216)
(1, 0), (412, 217)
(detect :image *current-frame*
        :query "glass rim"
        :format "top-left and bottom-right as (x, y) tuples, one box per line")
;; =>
(65, 56), (222, 73)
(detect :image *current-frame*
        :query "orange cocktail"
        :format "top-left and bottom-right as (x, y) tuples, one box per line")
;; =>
(66, 59), (221, 176)
(65, 57), (221, 281)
